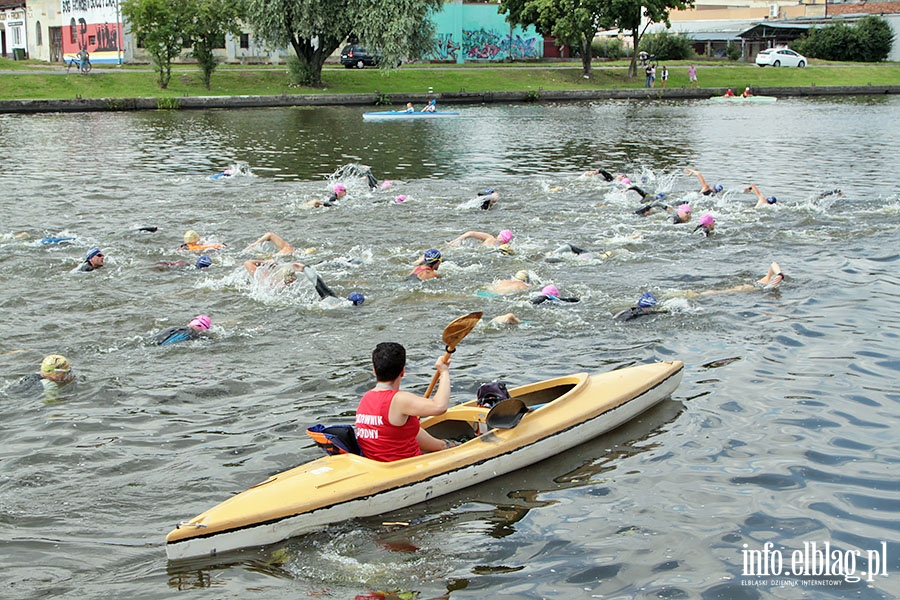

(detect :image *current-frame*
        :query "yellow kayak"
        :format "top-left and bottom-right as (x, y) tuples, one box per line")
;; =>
(166, 361), (684, 560)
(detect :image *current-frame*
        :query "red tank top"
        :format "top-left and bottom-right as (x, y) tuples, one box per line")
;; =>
(355, 389), (421, 462)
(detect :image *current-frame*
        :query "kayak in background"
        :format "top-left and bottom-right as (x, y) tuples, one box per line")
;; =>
(363, 110), (460, 121)
(708, 95), (777, 104)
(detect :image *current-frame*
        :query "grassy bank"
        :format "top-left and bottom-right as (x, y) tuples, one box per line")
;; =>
(2, 58), (898, 101)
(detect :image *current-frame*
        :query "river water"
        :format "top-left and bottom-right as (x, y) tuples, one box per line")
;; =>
(1, 96), (898, 599)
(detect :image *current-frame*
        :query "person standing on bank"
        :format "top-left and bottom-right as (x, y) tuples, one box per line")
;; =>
(355, 342), (459, 462)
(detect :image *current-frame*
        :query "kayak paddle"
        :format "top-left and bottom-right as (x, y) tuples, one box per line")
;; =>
(424, 311), (483, 398)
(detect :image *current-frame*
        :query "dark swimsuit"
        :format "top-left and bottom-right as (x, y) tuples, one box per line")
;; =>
(154, 326), (200, 346)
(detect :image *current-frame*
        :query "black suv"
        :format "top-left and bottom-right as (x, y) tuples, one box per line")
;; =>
(340, 45), (381, 69)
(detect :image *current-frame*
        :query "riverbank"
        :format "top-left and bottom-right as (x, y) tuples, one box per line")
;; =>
(1, 84), (898, 114)
(1, 58), (898, 113)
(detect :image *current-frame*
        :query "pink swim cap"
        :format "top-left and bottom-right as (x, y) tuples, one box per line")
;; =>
(498, 229), (513, 244)
(190, 315), (211, 331)
(542, 285), (560, 298)
(334, 183), (347, 195)
(699, 213), (715, 226)
(394, 194), (407, 203)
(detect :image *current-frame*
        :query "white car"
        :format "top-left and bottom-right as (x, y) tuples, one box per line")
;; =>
(755, 47), (807, 68)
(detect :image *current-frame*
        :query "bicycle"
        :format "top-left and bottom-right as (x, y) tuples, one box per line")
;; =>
(65, 54), (92, 74)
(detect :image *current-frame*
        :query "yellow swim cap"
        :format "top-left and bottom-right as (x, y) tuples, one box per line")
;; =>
(279, 267), (297, 284)
(184, 230), (200, 244)
(41, 354), (71, 375)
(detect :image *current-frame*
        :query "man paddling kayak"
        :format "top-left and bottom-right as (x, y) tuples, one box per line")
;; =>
(355, 342), (459, 461)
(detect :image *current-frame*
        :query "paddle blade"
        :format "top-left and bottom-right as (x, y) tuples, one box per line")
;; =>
(441, 311), (483, 351)
(486, 398), (531, 430)
(424, 312), (483, 398)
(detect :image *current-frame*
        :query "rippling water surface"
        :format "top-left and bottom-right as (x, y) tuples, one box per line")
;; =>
(1, 96), (898, 600)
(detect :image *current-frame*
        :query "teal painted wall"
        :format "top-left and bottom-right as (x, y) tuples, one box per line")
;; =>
(427, 3), (543, 63)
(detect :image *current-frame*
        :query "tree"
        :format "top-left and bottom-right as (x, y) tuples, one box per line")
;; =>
(500, 0), (612, 78)
(187, 0), (245, 90)
(607, 0), (692, 78)
(122, 0), (192, 89)
(244, 0), (442, 87)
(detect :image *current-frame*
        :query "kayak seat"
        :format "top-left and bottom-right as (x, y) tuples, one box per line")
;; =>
(306, 424), (364, 457)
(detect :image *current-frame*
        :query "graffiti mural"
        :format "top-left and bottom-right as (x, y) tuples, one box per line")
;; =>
(60, 0), (123, 64)
(462, 28), (541, 61)
(424, 33), (461, 62)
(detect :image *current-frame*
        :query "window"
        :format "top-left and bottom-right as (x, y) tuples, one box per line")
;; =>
(36, 21), (43, 46)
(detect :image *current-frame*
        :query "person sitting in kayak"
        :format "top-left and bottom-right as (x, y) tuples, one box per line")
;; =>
(613, 292), (665, 321)
(531, 284), (580, 305)
(684, 168), (723, 196)
(408, 248), (442, 281)
(78, 247), (105, 272)
(154, 315), (212, 345)
(180, 230), (226, 252)
(355, 342), (458, 461)
(306, 183), (347, 208)
(744, 184), (777, 207)
(487, 270), (532, 295)
(693, 213), (716, 236)
(422, 99), (437, 113)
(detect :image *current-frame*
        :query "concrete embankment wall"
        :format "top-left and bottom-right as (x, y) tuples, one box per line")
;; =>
(0, 85), (897, 114)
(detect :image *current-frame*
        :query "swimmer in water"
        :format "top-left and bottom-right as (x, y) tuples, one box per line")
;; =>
(684, 262), (786, 297)
(684, 169), (723, 196)
(153, 255), (212, 270)
(408, 248), (442, 281)
(78, 247), (105, 272)
(668, 202), (692, 224)
(244, 231), (296, 256)
(244, 257), (360, 303)
(180, 230), (226, 252)
(306, 183), (348, 208)
(530, 284), (580, 305)
(744, 184), (777, 208)
(487, 270), (532, 295)
(612, 292), (665, 321)
(154, 315), (212, 345)
(693, 213), (716, 236)
(14, 354), (75, 397)
(476, 188), (500, 210)
(448, 229), (513, 253)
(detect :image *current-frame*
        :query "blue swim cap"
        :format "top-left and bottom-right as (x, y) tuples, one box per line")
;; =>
(713, 184), (724, 193)
(424, 248), (442, 266)
(637, 291), (658, 309)
(195, 255), (212, 269)
(86, 247), (103, 261)
(347, 292), (365, 306)
(766, 196), (777, 204)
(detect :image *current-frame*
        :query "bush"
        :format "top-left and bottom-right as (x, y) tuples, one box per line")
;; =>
(792, 16), (893, 62)
(725, 41), (741, 61)
(638, 32), (696, 61)
(592, 37), (625, 60)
